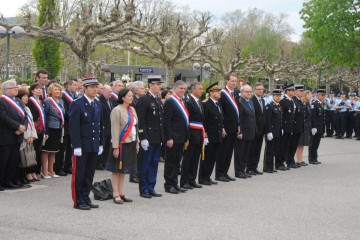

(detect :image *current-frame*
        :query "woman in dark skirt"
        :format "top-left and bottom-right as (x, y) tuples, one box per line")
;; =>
(41, 83), (65, 179)
(296, 90), (312, 166)
(107, 89), (139, 204)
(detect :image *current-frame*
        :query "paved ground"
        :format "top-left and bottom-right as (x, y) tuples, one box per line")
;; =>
(1, 137), (360, 240)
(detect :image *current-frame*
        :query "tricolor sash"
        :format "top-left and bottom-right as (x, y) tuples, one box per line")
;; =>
(118, 107), (135, 169)
(112, 92), (118, 101)
(170, 95), (189, 127)
(29, 96), (46, 133)
(1, 95), (26, 118)
(63, 90), (74, 103)
(189, 121), (205, 160)
(48, 97), (65, 128)
(221, 89), (239, 118)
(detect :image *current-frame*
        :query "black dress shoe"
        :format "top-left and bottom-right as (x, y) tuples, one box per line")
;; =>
(263, 169), (273, 173)
(209, 179), (218, 185)
(275, 165), (287, 171)
(246, 170), (257, 175)
(199, 180), (212, 186)
(149, 192), (162, 197)
(224, 174), (236, 181)
(21, 179), (30, 184)
(0, 186), (5, 191)
(315, 161), (322, 164)
(174, 185), (187, 192)
(215, 176), (230, 182)
(273, 169), (278, 172)
(180, 183), (193, 190)
(288, 164), (299, 169)
(300, 162), (308, 166)
(57, 170), (68, 176)
(64, 169), (72, 174)
(74, 204), (91, 210)
(130, 177), (139, 183)
(189, 182), (202, 188)
(309, 161), (318, 165)
(253, 169), (263, 175)
(235, 172), (247, 179)
(87, 202), (99, 208)
(165, 187), (179, 194)
(140, 193), (152, 198)
(4, 182), (21, 188)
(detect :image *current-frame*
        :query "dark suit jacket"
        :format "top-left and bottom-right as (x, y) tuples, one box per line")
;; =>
(238, 97), (256, 140)
(219, 89), (239, 134)
(292, 96), (305, 133)
(203, 99), (223, 143)
(251, 95), (265, 135)
(99, 95), (116, 137)
(280, 96), (295, 133)
(163, 97), (188, 143)
(61, 90), (76, 134)
(69, 96), (104, 153)
(186, 95), (204, 144)
(136, 92), (163, 144)
(0, 97), (27, 145)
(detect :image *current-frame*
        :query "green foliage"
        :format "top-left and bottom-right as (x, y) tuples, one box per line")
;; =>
(300, 0), (360, 66)
(32, 0), (61, 79)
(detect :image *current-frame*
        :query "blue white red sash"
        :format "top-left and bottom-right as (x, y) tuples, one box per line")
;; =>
(1, 95), (26, 118)
(47, 97), (64, 128)
(170, 95), (189, 127)
(29, 96), (46, 133)
(63, 90), (74, 103)
(221, 89), (239, 118)
(189, 121), (205, 160)
(112, 92), (118, 101)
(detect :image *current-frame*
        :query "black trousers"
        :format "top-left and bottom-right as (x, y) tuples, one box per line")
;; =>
(0, 144), (20, 185)
(71, 152), (98, 206)
(98, 134), (111, 167)
(164, 143), (184, 189)
(234, 139), (252, 174)
(180, 143), (202, 185)
(325, 110), (336, 136)
(309, 133), (322, 161)
(248, 133), (264, 170)
(288, 132), (301, 165)
(55, 134), (73, 172)
(336, 112), (348, 137)
(355, 113), (360, 138)
(264, 137), (280, 171)
(216, 132), (236, 178)
(199, 142), (221, 182)
(277, 132), (292, 168)
(346, 112), (356, 137)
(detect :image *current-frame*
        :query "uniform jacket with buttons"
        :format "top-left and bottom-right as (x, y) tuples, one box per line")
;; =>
(136, 92), (163, 144)
(311, 99), (326, 134)
(203, 98), (223, 143)
(69, 96), (104, 153)
(265, 101), (282, 138)
(292, 96), (305, 133)
(280, 96), (295, 133)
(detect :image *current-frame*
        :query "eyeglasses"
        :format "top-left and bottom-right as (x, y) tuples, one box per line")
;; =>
(255, 89), (264, 91)
(6, 86), (19, 90)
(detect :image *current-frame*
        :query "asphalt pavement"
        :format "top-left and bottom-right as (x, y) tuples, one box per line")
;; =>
(1, 137), (360, 240)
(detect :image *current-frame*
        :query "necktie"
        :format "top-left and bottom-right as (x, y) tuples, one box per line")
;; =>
(107, 100), (111, 109)
(259, 98), (263, 112)
(197, 100), (203, 113)
(247, 100), (252, 110)
(42, 87), (46, 99)
(215, 102), (221, 113)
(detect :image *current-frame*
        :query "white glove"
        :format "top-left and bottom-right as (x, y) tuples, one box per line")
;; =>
(98, 145), (103, 155)
(281, 129), (284, 135)
(311, 128), (317, 135)
(204, 138), (209, 146)
(267, 133), (273, 141)
(141, 139), (149, 151)
(74, 148), (82, 156)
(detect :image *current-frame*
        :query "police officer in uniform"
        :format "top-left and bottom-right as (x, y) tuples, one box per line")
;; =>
(137, 76), (164, 198)
(69, 76), (104, 210)
(198, 83), (223, 185)
(276, 84), (296, 170)
(334, 91), (352, 139)
(309, 89), (326, 164)
(324, 91), (336, 137)
(264, 89), (282, 173)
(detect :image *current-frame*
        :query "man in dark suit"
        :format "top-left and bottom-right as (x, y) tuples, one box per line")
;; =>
(55, 79), (78, 176)
(97, 85), (116, 170)
(309, 89), (326, 164)
(198, 83), (223, 185)
(137, 76), (163, 198)
(0, 80), (28, 190)
(249, 82), (265, 175)
(35, 69), (49, 100)
(276, 84), (296, 170)
(234, 85), (256, 178)
(69, 76), (104, 210)
(288, 85), (305, 168)
(216, 73), (239, 182)
(180, 82), (204, 190)
(163, 80), (188, 194)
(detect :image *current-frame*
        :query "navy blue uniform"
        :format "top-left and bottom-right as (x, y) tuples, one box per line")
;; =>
(69, 96), (104, 207)
(309, 99), (325, 163)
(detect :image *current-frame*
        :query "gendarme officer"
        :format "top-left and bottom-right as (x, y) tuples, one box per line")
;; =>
(69, 76), (104, 210)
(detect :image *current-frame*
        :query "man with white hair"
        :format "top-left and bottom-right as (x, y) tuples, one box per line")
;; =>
(111, 80), (124, 101)
(0, 80), (28, 190)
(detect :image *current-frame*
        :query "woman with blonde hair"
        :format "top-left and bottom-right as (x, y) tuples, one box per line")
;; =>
(296, 90), (312, 166)
(41, 83), (64, 179)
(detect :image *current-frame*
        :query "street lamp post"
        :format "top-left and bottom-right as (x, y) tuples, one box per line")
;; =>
(0, 26), (26, 79)
(193, 62), (211, 82)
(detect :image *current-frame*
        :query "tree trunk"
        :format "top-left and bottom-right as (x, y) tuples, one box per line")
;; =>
(78, 57), (89, 77)
(165, 64), (176, 87)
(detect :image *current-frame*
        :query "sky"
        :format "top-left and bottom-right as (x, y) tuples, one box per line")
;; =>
(0, 0), (306, 42)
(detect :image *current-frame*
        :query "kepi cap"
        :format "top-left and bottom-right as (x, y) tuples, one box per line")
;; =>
(82, 76), (99, 86)
(147, 75), (163, 84)
(272, 89), (282, 95)
(316, 89), (326, 94)
(294, 84), (304, 90)
(282, 84), (295, 91)
(206, 82), (221, 93)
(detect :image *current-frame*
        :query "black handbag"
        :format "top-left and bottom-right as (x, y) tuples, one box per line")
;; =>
(19, 143), (37, 168)
(92, 179), (113, 201)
